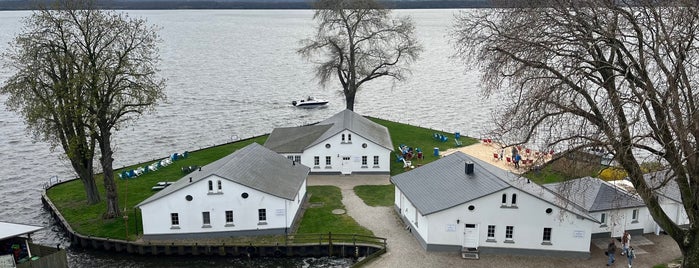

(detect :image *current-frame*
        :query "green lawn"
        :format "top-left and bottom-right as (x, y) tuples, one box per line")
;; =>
(368, 117), (478, 175)
(296, 186), (373, 236)
(354, 185), (395, 207)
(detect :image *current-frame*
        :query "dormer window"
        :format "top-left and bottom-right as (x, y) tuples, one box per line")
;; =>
(348, 134), (352, 142)
(217, 180), (222, 192)
(341, 134), (346, 142)
(511, 194), (517, 206)
(501, 193), (507, 205)
(208, 180), (213, 192)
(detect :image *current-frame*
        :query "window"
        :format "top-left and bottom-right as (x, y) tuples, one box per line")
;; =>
(505, 226), (514, 240)
(325, 156), (332, 166)
(342, 134), (345, 142)
(632, 209), (639, 221)
(512, 194), (517, 206)
(287, 155), (300, 163)
(348, 134), (352, 142)
(208, 180), (213, 191)
(225, 210), (234, 224)
(361, 156), (367, 166)
(543, 228), (552, 242)
(314, 156), (320, 166)
(258, 209), (267, 222)
(202, 211), (211, 227)
(217, 180), (222, 191)
(600, 213), (607, 225)
(373, 156), (379, 166)
(501, 194), (507, 204)
(171, 213), (179, 226)
(487, 225), (496, 240)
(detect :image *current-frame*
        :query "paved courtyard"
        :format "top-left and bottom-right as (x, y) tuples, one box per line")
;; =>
(308, 168), (682, 267)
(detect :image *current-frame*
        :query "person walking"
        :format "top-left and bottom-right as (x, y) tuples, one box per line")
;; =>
(514, 153), (521, 169)
(607, 239), (617, 266)
(626, 246), (635, 268)
(621, 231), (631, 256)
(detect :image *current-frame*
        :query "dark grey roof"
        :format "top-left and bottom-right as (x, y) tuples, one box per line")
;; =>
(138, 143), (309, 207)
(391, 152), (511, 215)
(544, 177), (646, 212)
(313, 109), (393, 150)
(642, 170), (681, 203)
(391, 152), (597, 221)
(264, 109), (393, 153)
(263, 124), (332, 153)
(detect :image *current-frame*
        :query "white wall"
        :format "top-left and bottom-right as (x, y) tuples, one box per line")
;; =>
(140, 175), (304, 236)
(301, 130), (391, 174)
(644, 195), (689, 234)
(395, 187), (429, 240)
(399, 187), (593, 253)
(591, 206), (647, 237)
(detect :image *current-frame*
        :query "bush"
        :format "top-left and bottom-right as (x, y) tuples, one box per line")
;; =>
(598, 167), (627, 181)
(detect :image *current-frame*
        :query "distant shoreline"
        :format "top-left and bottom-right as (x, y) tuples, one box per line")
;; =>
(0, 1), (493, 11)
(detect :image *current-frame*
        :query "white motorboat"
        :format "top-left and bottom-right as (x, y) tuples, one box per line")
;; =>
(292, 96), (329, 108)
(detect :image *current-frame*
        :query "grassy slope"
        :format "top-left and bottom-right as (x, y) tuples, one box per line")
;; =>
(353, 185), (395, 207)
(296, 186), (373, 236)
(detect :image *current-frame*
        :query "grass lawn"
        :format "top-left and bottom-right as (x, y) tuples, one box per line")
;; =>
(296, 186), (373, 236)
(368, 117), (478, 176)
(354, 185), (395, 207)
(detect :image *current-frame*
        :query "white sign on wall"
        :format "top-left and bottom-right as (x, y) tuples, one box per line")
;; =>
(446, 224), (456, 232)
(275, 209), (285, 216)
(573, 230), (585, 238)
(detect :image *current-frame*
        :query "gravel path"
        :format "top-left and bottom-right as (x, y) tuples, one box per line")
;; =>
(307, 174), (682, 268)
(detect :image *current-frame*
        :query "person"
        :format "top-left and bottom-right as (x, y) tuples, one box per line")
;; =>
(499, 148), (504, 161)
(511, 146), (518, 159)
(621, 231), (630, 255)
(514, 153), (521, 168)
(626, 246), (635, 268)
(607, 239), (617, 266)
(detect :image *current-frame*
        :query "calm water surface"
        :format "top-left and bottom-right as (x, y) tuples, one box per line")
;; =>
(0, 9), (495, 267)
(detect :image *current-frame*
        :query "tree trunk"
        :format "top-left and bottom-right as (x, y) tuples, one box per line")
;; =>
(345, 86), (356, 111)
(681, 230), (699, 268)
(99, 129), (120, 219)
(78, 168), (100, 204)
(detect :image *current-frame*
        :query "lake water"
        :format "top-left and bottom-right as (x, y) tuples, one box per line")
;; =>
(0, 9), (494, 267)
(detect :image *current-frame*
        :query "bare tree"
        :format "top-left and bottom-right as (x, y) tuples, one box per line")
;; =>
(299, 0), (422, 111)
(453, 0), (699, 265)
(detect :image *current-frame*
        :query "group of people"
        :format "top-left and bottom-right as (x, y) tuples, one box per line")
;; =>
(606, 231), (635, 267)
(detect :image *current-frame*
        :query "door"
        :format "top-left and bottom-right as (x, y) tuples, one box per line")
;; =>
(341, 156), (352, 175)
(611, 211), (626, 238)
(463, 224), (479, 249)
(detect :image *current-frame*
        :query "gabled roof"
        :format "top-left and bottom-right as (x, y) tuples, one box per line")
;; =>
(263, 124), (333, 153)
(391, 152), (510, 215)
(391, 152), (597, 222)
(642, 170), (682, 203)
(263, 109), (393, 153)
(0, 221), (44, 240)
(544, 177), (646, 212)
(138, 143), (309, 207)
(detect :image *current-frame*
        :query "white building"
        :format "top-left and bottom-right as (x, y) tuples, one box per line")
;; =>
(137, 143), (309, 240)
(544, 177), (648, 238)
(641, 170), (690, 234)
(391, 152), (598, 258)
(264, 109), (393, 175)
